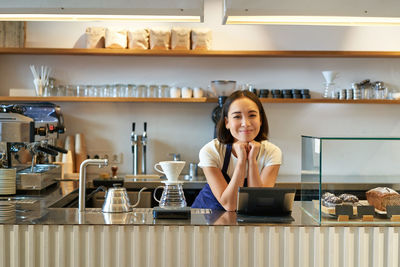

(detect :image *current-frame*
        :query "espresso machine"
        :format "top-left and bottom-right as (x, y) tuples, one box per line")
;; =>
(0, 103), (66, 191)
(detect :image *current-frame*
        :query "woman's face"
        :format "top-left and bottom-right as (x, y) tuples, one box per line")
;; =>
(224, 97), (261, 142)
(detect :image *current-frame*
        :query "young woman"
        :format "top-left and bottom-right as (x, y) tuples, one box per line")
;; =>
(192, 90), (282, 211)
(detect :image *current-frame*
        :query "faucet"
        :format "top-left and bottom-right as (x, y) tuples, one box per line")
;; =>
(79, 158), (108, 212)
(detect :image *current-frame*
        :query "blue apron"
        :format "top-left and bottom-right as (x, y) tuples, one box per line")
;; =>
(192, 143), (247, 210)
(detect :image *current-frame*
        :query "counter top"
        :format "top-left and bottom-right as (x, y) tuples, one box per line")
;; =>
(0, 181), (318, 226)
(2, 180), (400, 227)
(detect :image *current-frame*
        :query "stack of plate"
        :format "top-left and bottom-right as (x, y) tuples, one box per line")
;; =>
(0, 168), (16, 195)
(0, 201), (16, 222)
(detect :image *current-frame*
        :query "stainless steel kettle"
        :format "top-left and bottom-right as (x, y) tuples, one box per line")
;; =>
(102, 185), (147, 213)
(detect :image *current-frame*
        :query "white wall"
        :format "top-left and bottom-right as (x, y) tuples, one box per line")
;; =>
(2, 0), (400, 177)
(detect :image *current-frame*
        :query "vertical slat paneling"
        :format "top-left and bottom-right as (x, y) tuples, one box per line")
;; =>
(283, 227), (295, 267)
(313, 227), (324, 267)
(178, 226), (190, 267)
(226, 227), (235, 267)
(253, 227), (264, 267)
(10, 225), (20, 267)
(193, 226), (205, 267)
(26, 225), (35, 267)
(0, 225), (6, 267)
(372, 227), (384, 267)
(298, 227), (310, 267)
(328, 227), (339, 267)
(2, 225), (400, 267)
(40, 225), (50, 267)
(386, 227), (399, 267)
(239, 227), (249, 267)
(100, 225), (110, 267)
(268, 227), (280, 267)
(87, 226), (96, 267)
(116, 226), (127, 267)
(358, 227), (370, 267)
(342, 227), (355, 267)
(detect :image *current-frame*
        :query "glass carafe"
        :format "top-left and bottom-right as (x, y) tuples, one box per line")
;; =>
(153, 184), (187, 208)
(323, 82), (337, 99)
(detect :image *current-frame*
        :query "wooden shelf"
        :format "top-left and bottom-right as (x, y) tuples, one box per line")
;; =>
(1, 48), (400, 58)
(0, 97), (215, 103)
(0, 96), (399, 104)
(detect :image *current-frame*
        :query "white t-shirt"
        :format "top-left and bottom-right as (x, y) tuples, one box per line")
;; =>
(198, 139), (282, 179)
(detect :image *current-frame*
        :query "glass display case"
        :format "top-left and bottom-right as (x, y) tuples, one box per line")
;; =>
(301, 136), (400, 225)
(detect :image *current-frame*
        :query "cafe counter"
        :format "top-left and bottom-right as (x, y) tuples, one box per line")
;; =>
(0, 181), (399, 267)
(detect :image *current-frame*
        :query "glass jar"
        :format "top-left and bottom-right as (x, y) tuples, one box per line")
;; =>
(43, 78), (55, 97)
(147, 84), (158, 98)
(137, 84), (147, 98)
(127, 84), (136, 97)
(65, 85), (76, 96)
(76, 84), (86, 97)
(56, 85), (66, 96)
(323, 83), (336, 99)
(158, 85), (169, 98)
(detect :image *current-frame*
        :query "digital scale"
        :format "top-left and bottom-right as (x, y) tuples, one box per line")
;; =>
(153, 207), (191, 219)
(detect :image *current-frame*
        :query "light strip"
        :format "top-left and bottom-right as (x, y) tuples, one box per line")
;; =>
(225, 15), (400, 26)
(0, 14), (201, 22)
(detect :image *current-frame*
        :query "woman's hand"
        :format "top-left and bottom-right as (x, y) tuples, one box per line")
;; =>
(233, 141), (248, 161)
(247, 141), (261, 162)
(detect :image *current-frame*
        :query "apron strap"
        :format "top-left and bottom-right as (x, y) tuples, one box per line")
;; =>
(222, 143), (232, 176)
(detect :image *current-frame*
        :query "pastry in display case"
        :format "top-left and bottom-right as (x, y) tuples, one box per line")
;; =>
(301, 136), (400, 224)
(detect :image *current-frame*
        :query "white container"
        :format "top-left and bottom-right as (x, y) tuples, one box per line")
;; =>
(170, 87), (181, 98)
(181, 87), (192, 98)
(193, 87), (204, 98)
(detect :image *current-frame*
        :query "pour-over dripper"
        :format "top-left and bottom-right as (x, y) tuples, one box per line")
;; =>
(322, 71), (339, 98)
(322, 71), (339, 84)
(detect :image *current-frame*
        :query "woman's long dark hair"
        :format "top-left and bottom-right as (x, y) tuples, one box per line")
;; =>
(216, 90), (269, 144)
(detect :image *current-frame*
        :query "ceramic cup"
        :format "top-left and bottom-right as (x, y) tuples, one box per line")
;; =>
(181, 87), (193, 98)
(193, 87), (204, 98)
(170, 87), (181, 98)
(154, 161), (185, 181)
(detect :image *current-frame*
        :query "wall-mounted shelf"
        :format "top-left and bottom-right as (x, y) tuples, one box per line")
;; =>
(1, 48), (400, 58)
(1, 96), (399, 104)
(0, 97), (213, 103)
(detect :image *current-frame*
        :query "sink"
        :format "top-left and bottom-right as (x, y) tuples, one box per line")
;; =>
(125, 174), (161, 181)
(49, 189), (152, 209)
